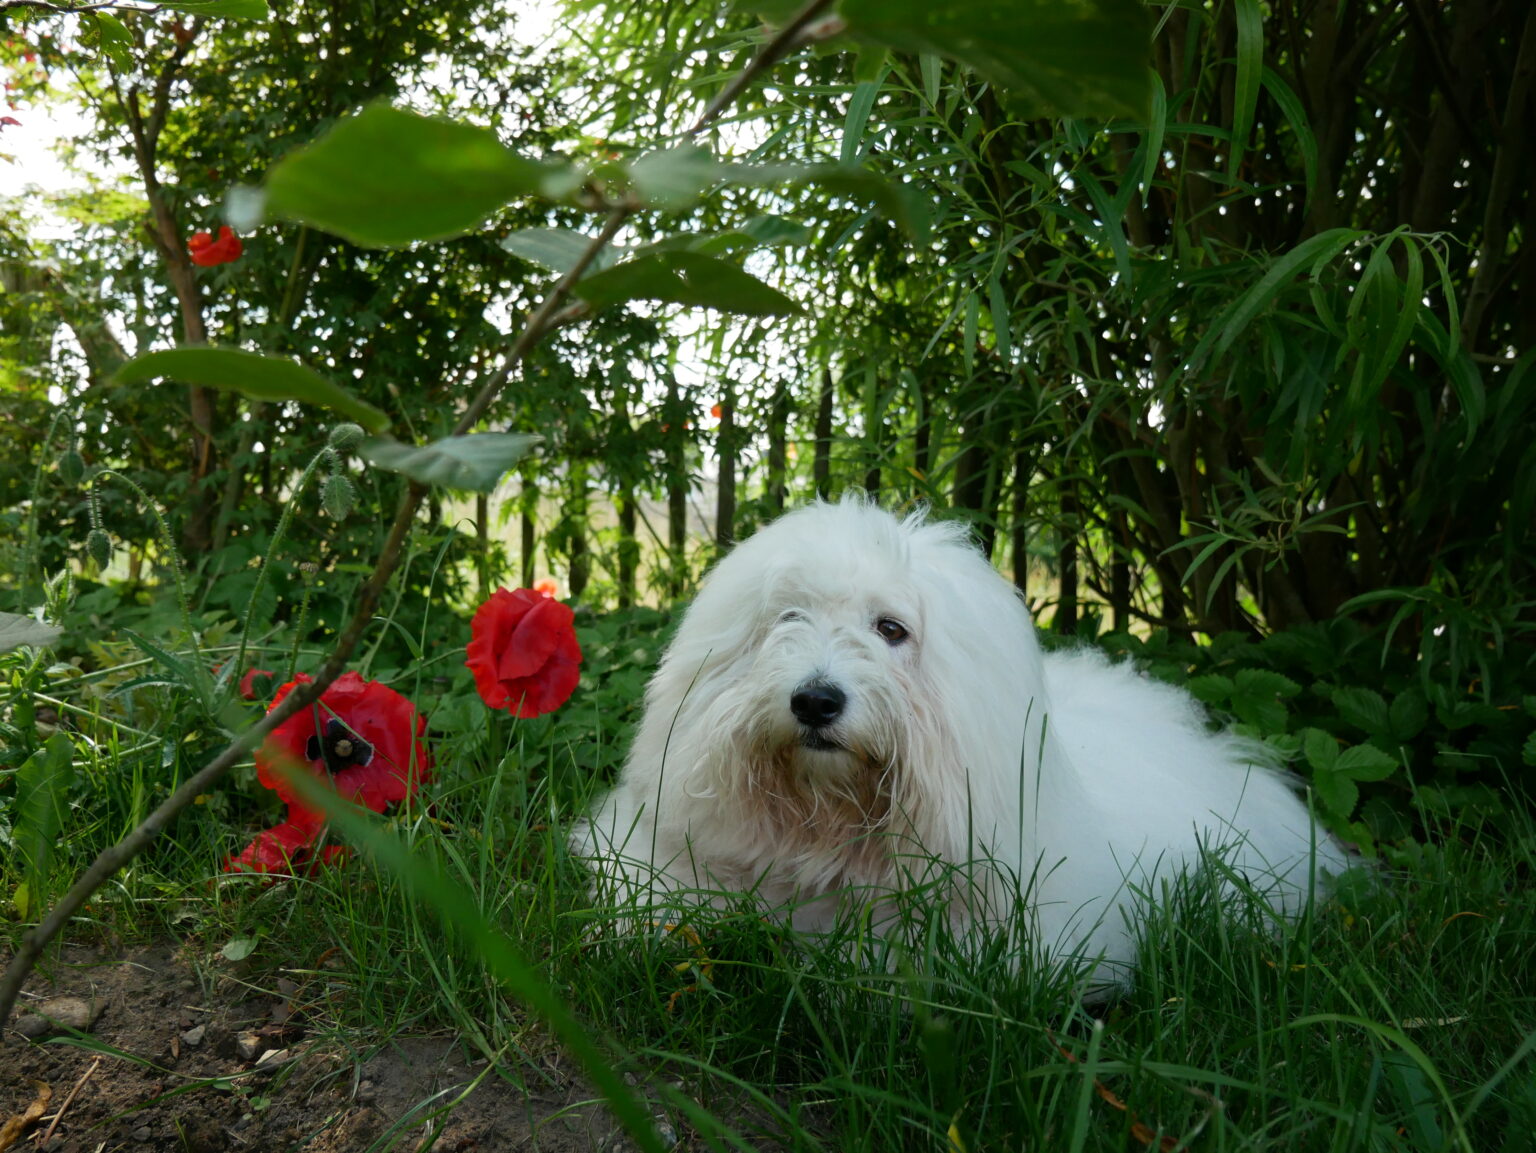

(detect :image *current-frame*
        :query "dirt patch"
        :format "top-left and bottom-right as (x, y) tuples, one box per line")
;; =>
(0, 943), (638, 1151)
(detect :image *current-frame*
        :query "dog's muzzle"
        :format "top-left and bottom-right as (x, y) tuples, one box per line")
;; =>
(790, 680), (846, 749)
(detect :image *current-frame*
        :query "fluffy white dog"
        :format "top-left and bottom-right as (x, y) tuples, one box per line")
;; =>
(574, 498), (1346, 987)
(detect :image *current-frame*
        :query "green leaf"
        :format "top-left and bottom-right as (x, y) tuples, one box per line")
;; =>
(1228, 0), (1263, 178)
(264, 103), (565, 246)
(1235, 668), (1302, 700)
(221, 937), (260, 962)
(1523, 731), (1536, 768)
(1335, 744), (1399, 783)
(575, 252), (799, 316)
(1302, 727), (1339, 773)
(359, 433), (541, 492)
(840, 79), (884, 165)
(1332, 686), (1391, 737)
(500, 227), (619, 276)
(1260, 66), (1317, 208)
(1231, 687), (1289, 735)
(0, 611), (62, 653)
(85, 13), (134, 70)
(161, 0), (269, 18)
(113, 347), (389, 434)
(1185, 674), (1233, 706)
(13, 734), (75, 921)
(719, 161), (932, 243)
(837, 0), (1152, 120)
(1389, 689), (1428, 742)
(1187, 228), (1363, 375)
(1310, 764), (1359, 821)
(628, 145), (720, 211)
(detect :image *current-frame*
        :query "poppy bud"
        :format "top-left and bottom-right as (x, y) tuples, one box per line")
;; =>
(322, 473), (355, 520)
(87, 528), (112, 570)
(327, 423), (364, 450)
(58, 449), (84, 486)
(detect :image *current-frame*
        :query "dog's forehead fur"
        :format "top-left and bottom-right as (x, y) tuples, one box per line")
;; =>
(712, 499), (963, 612)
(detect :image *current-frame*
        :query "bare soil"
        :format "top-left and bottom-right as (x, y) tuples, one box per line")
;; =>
(0, 942), (643, 1152)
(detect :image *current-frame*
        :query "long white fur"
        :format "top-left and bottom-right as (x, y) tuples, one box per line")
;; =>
(573, 497), (1347, 987)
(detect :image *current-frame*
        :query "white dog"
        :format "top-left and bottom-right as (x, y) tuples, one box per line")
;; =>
(575, 498), (1346, 988)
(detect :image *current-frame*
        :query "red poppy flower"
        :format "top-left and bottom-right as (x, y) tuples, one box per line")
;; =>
(239, 667), (276, 701)
(711, 403), (722, 419)
(226, 672), (429, 876)
(465, 587), (582, 718)
(187, 225), (243, 267)
(256, 672), (431, 822)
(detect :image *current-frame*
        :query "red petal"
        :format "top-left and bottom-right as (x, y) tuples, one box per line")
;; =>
(239, 667), (276, 701)
(224, 815), (320, 875)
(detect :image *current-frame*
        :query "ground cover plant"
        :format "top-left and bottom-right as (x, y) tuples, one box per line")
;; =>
(3, 0), (1535, 1148)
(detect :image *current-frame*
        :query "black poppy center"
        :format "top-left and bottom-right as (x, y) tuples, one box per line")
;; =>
(306, 718), (374, 776)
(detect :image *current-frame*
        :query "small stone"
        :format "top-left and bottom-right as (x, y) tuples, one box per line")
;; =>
(256, 1047), (288, 1066)
(181, 1024), (207, 1047)
(356, 1079), (376, 1103)
(15, 997), (101, 1038)
(14, 1014), (50, 1039)
(132, 1125), (153, 1142)
(235, 1031), (262, 1061)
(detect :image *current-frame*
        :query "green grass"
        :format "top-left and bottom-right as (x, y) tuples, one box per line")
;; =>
(5, 624), (1535, 1152)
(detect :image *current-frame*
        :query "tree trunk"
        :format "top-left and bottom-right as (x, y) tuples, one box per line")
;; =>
(520, 474), (537, 589)
(766, 382), (788, 515)
(813, 367), (834, 499)
(475, 492), (491, 602)
(1011, 448), (1031, 598)
(715, 384), (736, 548)
(1110, 506), (1131, 632)
(665, 375), (688, 597)
(1055, 479), (1079, 635)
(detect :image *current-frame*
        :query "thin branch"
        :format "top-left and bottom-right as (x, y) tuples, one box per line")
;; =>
(685, 0), (837, 137)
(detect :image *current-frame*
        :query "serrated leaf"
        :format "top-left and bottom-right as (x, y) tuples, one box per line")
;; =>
(265, 103), (565, 246)
(1302, 727), (1339, 773)
(1333, 685), (1391, 736)
(1184, 674), (1233, 706)
(1335, 744), (1399, 782)
(1235, 668), (1302, 699)
(575, 252), (798, 316)
(1389, 689), (1428, 741)
(1310, 764), (1359, 820)
(501, 228), (619, 276)
(359, 433), (540, 492)
(0, 611), (62, 653)
(836, 0), (1152, 120)
(162, 0), (269, 18)
(1232, 691), (1288, 735)
(113, 347), (389, 433)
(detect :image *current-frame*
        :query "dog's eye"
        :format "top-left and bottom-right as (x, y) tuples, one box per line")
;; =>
(875, 617), (909, 645)
(779, 609), (804, 624)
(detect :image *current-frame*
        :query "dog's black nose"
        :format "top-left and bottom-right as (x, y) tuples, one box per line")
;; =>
(791, 682), (846, 728)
